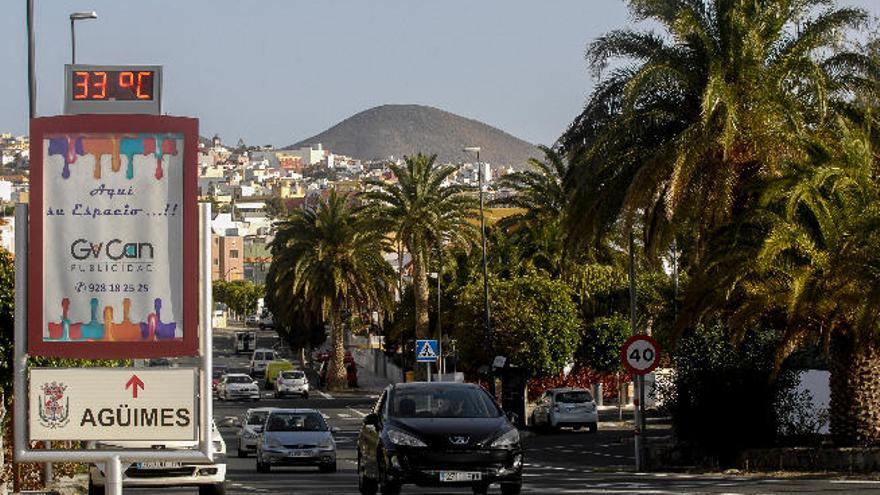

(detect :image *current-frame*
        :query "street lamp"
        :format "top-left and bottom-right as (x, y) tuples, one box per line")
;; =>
(463, 146), (492, 382)
(429, 271), (442, 378)
(70, 11), (98, 64)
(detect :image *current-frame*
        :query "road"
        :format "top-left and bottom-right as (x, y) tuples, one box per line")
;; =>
(126, 326), (880, 495)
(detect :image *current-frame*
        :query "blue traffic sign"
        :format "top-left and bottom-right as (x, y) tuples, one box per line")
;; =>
(415, 339), (440, 363)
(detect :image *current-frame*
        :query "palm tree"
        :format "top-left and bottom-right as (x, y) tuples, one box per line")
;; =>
(492, 145), (570, 228)
(490, 146), (571, 274)
(362, 153), (477, 341)
(266, 191), (394, 390)
(682, 121), (880, 445)
(561, 0), (875, 257)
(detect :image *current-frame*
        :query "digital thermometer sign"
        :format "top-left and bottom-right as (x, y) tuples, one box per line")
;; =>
(72, 70), (155, 101)
(64, 64), (162, 115)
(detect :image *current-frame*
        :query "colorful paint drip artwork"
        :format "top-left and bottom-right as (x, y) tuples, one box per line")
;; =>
(46, 297), (178, 342)
(48, 134), (181, 181)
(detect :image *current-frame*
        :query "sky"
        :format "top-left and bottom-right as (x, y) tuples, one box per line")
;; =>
(1, 1), (878, 148)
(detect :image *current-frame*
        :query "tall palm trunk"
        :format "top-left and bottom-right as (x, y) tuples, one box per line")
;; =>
(327, 305), (348, 390)
(829, 335), (880, 446)
(411, 247), (430, 340)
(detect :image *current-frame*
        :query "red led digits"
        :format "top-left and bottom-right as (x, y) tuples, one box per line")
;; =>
(92, 71), (107, 99)
(136, 72), (152, 99)
(119, 71), (134, 90)
(70, 69), (154, 101)
(73, 71), (89, 99)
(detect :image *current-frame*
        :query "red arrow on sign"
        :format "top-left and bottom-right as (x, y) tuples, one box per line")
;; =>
(125, 374), (145, 398)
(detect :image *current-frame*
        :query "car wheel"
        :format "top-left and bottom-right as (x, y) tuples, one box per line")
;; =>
(472, 482), (490, 494)
(588, 421), (598, 433)
(88, 477), (104, 495)
(303, 392), (309, 399)
(199, 483), (226, 495)
(378, 450), (401, 495)
(500, 481), (522, 495)
(237, 446), (247, 458)
(358, 452), (379, 495)
(256, 458), (271, 473)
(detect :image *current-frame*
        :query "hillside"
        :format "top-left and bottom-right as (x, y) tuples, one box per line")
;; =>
(284, 104), (540, 168)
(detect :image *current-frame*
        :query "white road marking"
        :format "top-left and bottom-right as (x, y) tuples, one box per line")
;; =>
(317, 390), (334, 399)
(347, 407), (368, 417)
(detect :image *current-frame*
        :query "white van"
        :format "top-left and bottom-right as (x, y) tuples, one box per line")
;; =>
(249, 348), (277, 378)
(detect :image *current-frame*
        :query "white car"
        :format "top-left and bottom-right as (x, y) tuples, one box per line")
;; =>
(87, 421), (226, 495)
(258, 314), (275, 330)
(531, 388), (599, 432)
(274, 370), (309, 398)
(235, 407), (274, 458)
(217, 373), (260, 401)
(249, 348), (277, 378)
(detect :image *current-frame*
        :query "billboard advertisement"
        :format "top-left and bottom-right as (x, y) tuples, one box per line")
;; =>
(28, 115), (198, 358)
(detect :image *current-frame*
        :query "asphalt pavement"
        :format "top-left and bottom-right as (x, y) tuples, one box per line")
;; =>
(122, 325), (880, 495)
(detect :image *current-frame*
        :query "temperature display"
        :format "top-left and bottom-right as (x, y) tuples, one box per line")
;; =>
(71, 70), (155, 101)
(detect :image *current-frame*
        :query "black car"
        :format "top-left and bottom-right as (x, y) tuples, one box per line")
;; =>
(357, 382), (523, 495)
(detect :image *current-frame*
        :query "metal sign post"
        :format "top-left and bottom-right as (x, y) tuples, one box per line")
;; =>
(621, 334), (661, 472)
(14, 202), (214, 495)
(416, 339), (439, 382)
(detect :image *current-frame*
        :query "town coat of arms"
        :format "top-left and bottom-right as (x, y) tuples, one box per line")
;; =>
(38, 381), (70, 428)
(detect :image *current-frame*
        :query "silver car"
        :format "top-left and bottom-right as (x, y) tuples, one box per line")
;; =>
(256, 409), (337, 473)
(235, 407), (274, 458)
(218, 373), (260, 401)
(275, 370), (309, 398)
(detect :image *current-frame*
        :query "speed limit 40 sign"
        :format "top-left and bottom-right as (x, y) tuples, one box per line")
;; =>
(621, 335), (661, 375)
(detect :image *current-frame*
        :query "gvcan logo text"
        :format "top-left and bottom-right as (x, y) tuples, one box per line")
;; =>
(70, 239), (154, 261)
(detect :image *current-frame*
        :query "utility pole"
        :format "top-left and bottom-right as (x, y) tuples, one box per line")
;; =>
(629, 231), (644, 471)
(27, 0), (36, 119)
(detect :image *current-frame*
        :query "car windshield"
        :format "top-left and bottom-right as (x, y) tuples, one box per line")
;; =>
(227, 376), (252, 384)
(556, 391), (592, 403)
(280, 371), (304, 380)
(265, 412), (327, 432)
(389, 386), (501, 419)
(247, 411), (269, 425)
(254, 352), (264, 360)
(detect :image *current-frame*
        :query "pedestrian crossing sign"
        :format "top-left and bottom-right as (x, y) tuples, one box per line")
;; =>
(415, 339), (440, 363)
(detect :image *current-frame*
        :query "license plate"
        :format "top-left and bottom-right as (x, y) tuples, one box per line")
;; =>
(440, 471), (482, 482)
(136, 461), (181, 470)
(290, 450), (313, 457)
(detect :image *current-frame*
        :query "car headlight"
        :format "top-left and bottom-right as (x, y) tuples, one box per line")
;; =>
(318, 437), (335, 450)
(265, 436), (284, 449)
(387, 428), (427, 447)
(490, 428), (520, 449)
